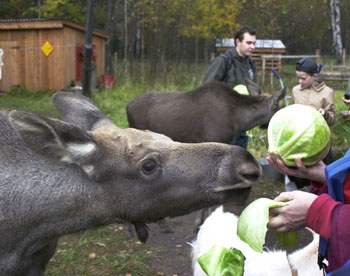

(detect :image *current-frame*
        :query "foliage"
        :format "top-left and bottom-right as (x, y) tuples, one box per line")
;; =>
(35, 0), (87, 24)
(2, 0), (349, 62)
(237, 0), (331, 54)
(177, 0), (242, 39)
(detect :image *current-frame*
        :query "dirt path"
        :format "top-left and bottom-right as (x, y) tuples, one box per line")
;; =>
(145, 183), (313, 276)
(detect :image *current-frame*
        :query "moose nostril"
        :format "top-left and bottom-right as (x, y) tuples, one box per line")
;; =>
(240, 172), (260, 182)
(238, 164), (261, 183)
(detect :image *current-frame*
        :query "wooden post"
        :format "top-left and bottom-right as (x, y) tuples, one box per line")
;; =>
(113, 52), (118, 81)
(315, 49), (321, 64)
(262, 57), (266, 85)
(343, 48), (346, 66)
(82, 0), (95, 97)
(270, 72), (273, 86)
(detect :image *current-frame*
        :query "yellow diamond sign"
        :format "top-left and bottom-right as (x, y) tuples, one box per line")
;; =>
(40, 40), (54, 56)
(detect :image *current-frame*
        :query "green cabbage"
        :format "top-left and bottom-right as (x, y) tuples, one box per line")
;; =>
(237, 198), (295, 253)
(234, 84), (249, 95)
(197, 245), (245, 276)
(268, 104), (330, 167)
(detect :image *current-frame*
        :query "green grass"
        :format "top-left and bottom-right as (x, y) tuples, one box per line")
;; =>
(0, 88), (59, 117)
(46, 224), (159, 276)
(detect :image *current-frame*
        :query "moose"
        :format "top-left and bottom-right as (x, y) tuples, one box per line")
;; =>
(127, 80), (287, 230)
(0, 91), (261, 275)
(126, 79), (287, 144)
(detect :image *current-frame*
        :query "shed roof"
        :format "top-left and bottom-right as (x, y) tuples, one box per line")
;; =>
(0, 18), (109, 40)
(216, 38), (286, 49)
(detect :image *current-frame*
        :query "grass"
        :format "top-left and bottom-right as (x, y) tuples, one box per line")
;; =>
(1, 60), (350, 274)
(46, 224), (159, 276)
(0, 88), (58, 117)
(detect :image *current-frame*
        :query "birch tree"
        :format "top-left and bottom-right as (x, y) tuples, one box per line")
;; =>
(330, 0), (343, 64)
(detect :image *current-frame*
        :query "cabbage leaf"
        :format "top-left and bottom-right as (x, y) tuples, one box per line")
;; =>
(237, 198), (295, 253)
(197, 245), (245, 276)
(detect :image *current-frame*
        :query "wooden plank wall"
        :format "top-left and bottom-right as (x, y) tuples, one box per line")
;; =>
(0, 28), (64, 91)
(252, 48), (285, 73)
(0, 21), (107, 92)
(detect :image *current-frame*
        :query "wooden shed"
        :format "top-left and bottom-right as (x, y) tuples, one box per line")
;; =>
(0, 19), (109, 92)
(215, 38), (286, 73)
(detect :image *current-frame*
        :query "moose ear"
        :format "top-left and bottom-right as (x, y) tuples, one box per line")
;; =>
(268, 86), (288, 107)
(273, 86), (288, 101)
(52, 92), (114, 131)
(9, 110), (96, 164)
(245, 78), (262, 95)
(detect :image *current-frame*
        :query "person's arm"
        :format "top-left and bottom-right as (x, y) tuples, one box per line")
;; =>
(341, 97), (350, 105)
(306, 194), (342, 239)
(202, 57), (226, 84)
(268, 191), (344, 239)
(320, 87), (336, 126)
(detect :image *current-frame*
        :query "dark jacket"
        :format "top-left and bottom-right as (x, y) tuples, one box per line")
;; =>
(202, 48), (257, 88)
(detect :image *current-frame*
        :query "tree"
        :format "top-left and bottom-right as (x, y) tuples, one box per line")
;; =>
(330, 0), (343, 64)
(29, 0), (87, 24)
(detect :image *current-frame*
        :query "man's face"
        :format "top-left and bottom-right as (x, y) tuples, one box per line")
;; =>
(236, 33), (256, 57)
(296, 70), (317, 89)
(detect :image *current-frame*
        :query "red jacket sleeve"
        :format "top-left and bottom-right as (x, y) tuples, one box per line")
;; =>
(306, 194), (342, 239)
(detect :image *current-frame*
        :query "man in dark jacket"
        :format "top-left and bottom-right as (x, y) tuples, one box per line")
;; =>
(202, 26), (257, 148)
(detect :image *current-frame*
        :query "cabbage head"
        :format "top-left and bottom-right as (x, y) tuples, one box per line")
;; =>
(268, 104), (330, 167)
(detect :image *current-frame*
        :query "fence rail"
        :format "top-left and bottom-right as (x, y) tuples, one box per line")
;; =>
(260, 55), (320, 84)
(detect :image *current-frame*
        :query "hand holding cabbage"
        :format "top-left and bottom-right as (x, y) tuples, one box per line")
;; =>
(268, 191), (318, 232)
(267, 156), (327, 184)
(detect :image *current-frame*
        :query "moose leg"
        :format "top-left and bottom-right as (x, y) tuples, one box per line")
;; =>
(193, 208), (209, 234)
(125, 222), (134, 238)
(26, 239), (58, 276)
(157, 218), (173, 234)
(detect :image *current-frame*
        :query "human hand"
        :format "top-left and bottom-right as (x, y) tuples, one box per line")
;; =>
(268, 191), (318, 232)
(341, 97), (350, 105)
(317, 108), (325, 116)
(267, 156), (326, 183)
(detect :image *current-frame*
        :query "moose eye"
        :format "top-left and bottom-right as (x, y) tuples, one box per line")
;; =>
(142, 159), (157, 174)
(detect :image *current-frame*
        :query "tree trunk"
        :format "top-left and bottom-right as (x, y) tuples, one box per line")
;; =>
(135, 9), (142, 60)
(83, 0), (95, 97)
(330, 0), (343, 64)
(124, 0), (129, 78)
(104, 0), (114, 74)
(194, 37), (199, 83)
